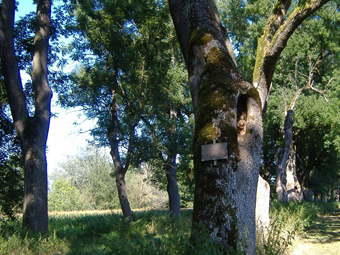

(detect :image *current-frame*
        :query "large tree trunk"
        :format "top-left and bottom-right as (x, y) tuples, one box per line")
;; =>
(0, 0), (51, 233)
(168, 0), (329, 253)
(169, 1), (262, 253)
(166, 153), (181, 218)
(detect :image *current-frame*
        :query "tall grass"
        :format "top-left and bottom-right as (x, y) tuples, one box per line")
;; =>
(1, 202), (338, 254)
(256, 201), (339, 255)
(0, 209), (227, 255)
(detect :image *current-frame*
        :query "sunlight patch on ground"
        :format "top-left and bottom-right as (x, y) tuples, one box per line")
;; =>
(288, 209), (340, 255)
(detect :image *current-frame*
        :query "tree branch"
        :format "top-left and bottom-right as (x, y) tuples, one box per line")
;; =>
(0, 0), (29, 139)
(254, 0), (330, 116)
(289, 58), (332, 110)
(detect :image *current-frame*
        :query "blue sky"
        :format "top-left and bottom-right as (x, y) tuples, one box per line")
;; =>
(16, 1), (97, 173)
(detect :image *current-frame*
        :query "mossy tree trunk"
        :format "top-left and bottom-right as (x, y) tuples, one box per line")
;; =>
(252, 0), (329, 117)
(0, 0), (52, 233)
(169, 1), (262, 253)
(169, 0), (329, 253)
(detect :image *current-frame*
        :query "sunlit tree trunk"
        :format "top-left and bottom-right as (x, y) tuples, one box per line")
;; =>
(169, 0), (329, 253)
(276, 110), (294, 202)
(169, 1), (262, 252)
(276, 58), (330, 202)
(166, 153), (181, 218)
(108, 97), (134, 222)
(0, 0), (52, 233)
(286, 144), (303, 201)
(165, 107), (181, 218)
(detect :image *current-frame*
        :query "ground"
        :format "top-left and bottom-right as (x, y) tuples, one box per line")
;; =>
(288, 209), (340, 255)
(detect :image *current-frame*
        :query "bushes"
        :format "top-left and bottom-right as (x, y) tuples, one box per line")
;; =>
(48, 147), (168, 212)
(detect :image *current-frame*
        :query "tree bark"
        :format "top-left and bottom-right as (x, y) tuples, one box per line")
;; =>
(165, 107), (181, 218)
(253, 0), (330, 117)
(166, 153), (181, 218)
(168, 0), (330, 253)
(169, 1), (262, 253)
(286, 144), (303, 201)
(107, 96), (134, 222)
(0, 0), (51, 233)
(276, 110), (294, 202)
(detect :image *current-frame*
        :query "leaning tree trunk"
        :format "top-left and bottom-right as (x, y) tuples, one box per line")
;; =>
(107, 97), (134, 222)
(114, 166), (133, 221)
(0, 0), (51, 233)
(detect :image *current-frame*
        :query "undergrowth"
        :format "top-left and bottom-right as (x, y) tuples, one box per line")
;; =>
(0, 202), (338, 255)
(0, 209), (227, 255)
(256, 201), (339, 255)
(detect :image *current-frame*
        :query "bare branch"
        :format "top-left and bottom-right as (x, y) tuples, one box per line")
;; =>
(289, 58), (332, 109)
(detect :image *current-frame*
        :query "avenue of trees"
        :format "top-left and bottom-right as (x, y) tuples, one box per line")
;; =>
(0, 0), (339, 254)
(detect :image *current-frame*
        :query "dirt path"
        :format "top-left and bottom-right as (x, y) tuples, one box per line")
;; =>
(288, 209), (340, 255)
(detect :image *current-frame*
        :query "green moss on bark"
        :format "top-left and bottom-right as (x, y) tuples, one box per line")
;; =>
(189, 29), (213, 46)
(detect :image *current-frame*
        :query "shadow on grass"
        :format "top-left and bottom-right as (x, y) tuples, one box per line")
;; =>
(0, 209), (231, 255)
(49, 209), (194, 255)
(304, 209), (340, 243)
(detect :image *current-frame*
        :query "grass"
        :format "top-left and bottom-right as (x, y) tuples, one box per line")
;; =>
(0, 209), (225, 255)
(1, 203), (339, 255)
(288, 203), (340, 255)
(256, 201), (339, 255)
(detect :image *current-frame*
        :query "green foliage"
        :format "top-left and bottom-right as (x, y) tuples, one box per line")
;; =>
(52, 0), (194, 206)
(48, 146), (169, 211)
(49, 147), (119, 211)
(48, 179), (85, 212)
(0, 83), (23, 219)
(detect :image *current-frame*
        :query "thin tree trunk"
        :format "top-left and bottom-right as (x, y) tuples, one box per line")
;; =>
(107, 96), (134, 222)
(115, 169), (133, 220)
(286, 144), (303, 201)
(165, 107), (181, 218)
(330, 189), (334, 201)
(0, 0), (51, 233)
(304, 187), (314, 202)
(276, 110), (294, 202)
(166, 153), (181, 218)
